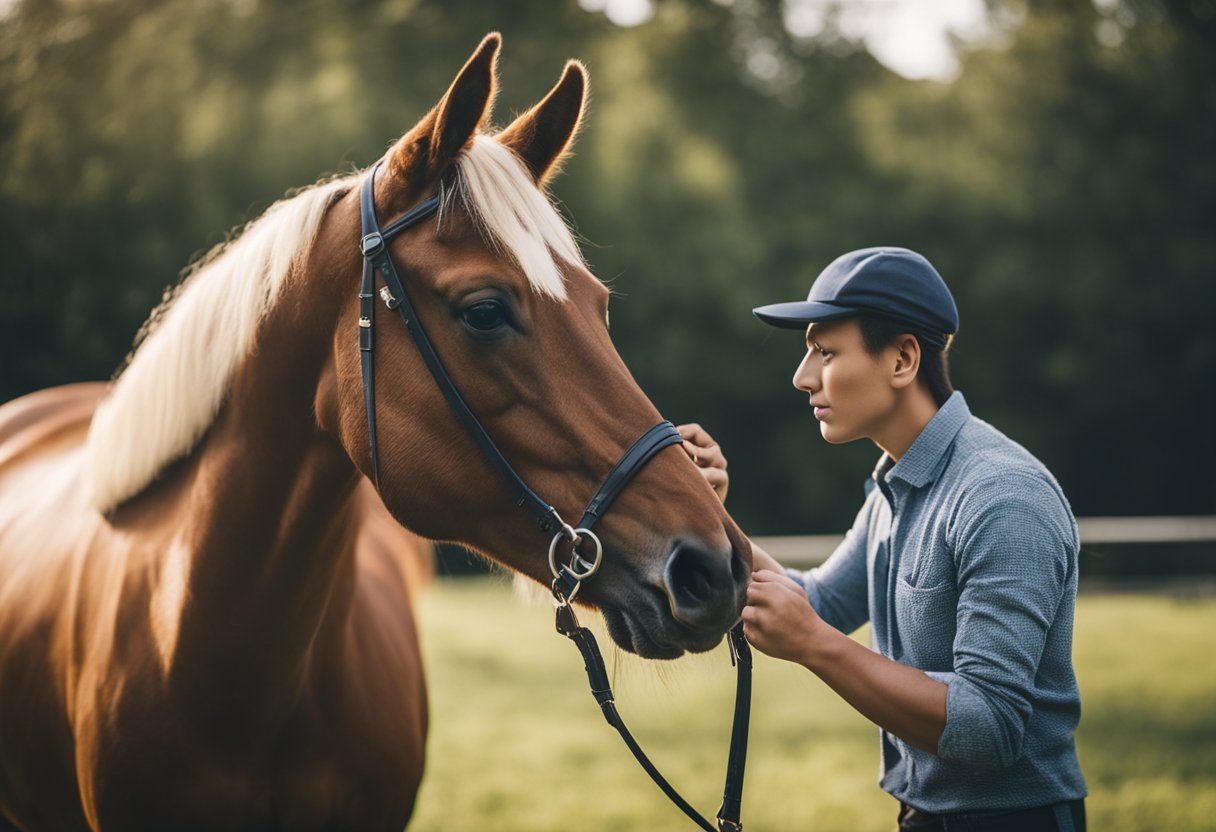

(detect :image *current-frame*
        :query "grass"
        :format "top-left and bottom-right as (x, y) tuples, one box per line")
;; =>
(407, 579), (1216, 831)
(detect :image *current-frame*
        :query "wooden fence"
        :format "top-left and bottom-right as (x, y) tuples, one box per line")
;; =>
(754, 515), (1216, 569)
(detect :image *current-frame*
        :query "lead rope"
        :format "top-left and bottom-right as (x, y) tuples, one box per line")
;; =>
(548, 425), (751, 832)
(551, 578), (751, 832)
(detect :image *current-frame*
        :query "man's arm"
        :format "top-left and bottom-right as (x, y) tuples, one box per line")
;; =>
(928, 472), (1076, 768)
(744, 569), (947, 754)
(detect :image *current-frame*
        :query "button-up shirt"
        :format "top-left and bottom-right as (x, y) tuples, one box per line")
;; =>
(787, 392), (1087, 812)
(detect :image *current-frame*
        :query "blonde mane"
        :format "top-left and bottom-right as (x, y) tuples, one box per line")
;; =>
(450, 134), (583, 300)
(86, 135), (584, 513)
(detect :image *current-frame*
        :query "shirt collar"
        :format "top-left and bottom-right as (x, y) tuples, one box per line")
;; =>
(873, 391), (970, 490)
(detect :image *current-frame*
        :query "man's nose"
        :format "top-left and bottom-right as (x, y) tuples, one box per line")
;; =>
(793, 350), (819, 392)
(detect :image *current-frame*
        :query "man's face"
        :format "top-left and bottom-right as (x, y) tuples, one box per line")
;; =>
(792, 318), (898, 445)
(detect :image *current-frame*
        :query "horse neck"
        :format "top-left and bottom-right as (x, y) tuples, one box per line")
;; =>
(163, 248), (361, 728)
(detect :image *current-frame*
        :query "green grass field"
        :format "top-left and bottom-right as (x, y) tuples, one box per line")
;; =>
(407, 579), (1216, 831)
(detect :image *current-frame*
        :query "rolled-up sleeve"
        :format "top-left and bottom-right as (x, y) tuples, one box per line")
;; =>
(786, 495), (874, 635)
(934, 472), (1075, 768)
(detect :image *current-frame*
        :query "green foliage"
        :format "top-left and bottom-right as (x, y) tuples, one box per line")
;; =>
(1, 0), (1212, 533)
(411, 580), (1216, 831)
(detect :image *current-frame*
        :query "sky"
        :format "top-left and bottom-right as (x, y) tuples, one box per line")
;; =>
(580, 0), (998, 81)
(0, 0), (1001, 83)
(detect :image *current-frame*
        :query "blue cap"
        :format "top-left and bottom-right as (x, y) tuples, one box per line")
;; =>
(753, 247), (959, 349)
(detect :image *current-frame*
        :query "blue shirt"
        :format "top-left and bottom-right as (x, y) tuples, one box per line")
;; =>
(787, 392), (1087, 812)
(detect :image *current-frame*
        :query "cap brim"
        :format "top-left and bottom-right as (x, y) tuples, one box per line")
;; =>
(752, 300), (859, 330)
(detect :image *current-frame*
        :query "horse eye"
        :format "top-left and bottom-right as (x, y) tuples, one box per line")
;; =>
(462, 299), (507, 333)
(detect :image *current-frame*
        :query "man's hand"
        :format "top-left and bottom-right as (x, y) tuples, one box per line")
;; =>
(676, 423), (728, 503)
(744, 568), (948, 754)
(742, 569), (824, 665)
(748, 541), (784, 574)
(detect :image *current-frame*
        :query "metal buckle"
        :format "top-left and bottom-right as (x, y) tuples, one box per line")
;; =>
(360, 231), (385, 258)
(378, 286), (399, 309)
(553, 582), (582, 632)
(547, 524), (603, 583)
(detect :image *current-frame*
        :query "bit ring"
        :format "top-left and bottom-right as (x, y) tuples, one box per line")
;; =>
(548, 526), (604, 581)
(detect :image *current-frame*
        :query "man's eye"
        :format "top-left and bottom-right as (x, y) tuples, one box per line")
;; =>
(462, 299), (507, 332)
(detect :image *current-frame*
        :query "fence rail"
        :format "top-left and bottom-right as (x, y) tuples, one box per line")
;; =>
(754, 515), (1216, 569)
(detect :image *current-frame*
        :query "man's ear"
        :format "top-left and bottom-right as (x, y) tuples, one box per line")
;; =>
(891, 334), (922, 390)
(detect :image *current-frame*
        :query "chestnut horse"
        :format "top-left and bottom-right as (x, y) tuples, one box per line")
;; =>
(0, 34), (749, 831)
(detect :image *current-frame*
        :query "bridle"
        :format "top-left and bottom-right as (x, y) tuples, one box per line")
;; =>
(357, 161), (751, 831)
(358, 161), (751, 831)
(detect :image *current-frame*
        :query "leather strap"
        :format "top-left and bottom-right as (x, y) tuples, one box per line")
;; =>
(1053, 801), (1077, 832)
(575, 421), (683, 531)
(358, 294), (379, 489)
(717, 624), (751, 832)
(555, 603), (750, 832)
(357, 180), (438, 493)
(556, 604), (717, 832)
(566, 420), (748, 831)
(359, 164), (563, 534)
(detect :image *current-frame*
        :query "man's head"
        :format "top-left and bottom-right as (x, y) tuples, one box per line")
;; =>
(857, 315), (954, 408)
(753, 247), (957, 445)
(753, 247), (958, 347)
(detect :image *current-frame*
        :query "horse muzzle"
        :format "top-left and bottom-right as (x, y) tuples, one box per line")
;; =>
(663, 537), (749, 635)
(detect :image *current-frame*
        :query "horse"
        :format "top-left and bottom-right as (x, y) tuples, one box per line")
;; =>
(0, 34), (750, 831)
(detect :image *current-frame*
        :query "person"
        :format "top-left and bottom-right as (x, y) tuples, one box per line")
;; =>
(678, 247), (1087, 831)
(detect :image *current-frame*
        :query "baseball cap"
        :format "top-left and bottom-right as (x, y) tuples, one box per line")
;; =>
(752, 247), (959, 349)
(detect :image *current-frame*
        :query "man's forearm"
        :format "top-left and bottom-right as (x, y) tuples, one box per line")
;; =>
(799, 625), (948, 754)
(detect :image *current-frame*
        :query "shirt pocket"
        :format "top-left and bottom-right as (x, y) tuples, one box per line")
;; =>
(893, 576), (957, 671)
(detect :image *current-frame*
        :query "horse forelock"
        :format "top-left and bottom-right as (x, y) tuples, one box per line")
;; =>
(446, 134), (584, 301)
(85, 175), (354, 514)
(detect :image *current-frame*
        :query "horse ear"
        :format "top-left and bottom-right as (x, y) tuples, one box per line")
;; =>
(497, 60), (587, 184)
(387, 33), (500, 187)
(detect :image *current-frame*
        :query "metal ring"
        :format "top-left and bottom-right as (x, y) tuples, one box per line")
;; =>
(569, 527), (603, 578)
(547, 523), (578, 580)
(552, 575), (582, 605)
(548, 527), (604, 581)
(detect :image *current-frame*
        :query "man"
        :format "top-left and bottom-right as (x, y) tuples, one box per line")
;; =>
(679, 247), (1087, 831)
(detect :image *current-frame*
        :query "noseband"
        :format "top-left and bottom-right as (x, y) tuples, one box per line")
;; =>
(357, 162), (750, 831)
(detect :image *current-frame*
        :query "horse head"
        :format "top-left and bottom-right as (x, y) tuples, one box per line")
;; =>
(316, 35), (749, 659)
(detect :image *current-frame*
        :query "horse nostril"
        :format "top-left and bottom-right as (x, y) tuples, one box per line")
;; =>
(663, 540), (742, 632)
(730, 546), (749, 587)
(677, 561), (713, 607)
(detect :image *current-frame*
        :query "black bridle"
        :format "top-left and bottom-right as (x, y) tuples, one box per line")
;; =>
(357, 162), (750, 831)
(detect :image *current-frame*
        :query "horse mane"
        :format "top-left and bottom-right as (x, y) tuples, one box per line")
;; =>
(85, 134), (585, 513)
(449, 134), (582, 301)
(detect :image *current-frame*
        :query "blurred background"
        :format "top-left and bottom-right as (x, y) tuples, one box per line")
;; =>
(1, 0), (1213, 539)
(3, 2), (1215, 830)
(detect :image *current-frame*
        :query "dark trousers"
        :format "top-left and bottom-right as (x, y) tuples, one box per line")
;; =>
(898, 799), (1086, 832)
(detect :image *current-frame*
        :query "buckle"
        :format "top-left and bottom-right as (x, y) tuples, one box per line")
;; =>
(547, 524), (603, 583)
(378, 286), (400, 310)
(360, 231), (385, 258)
